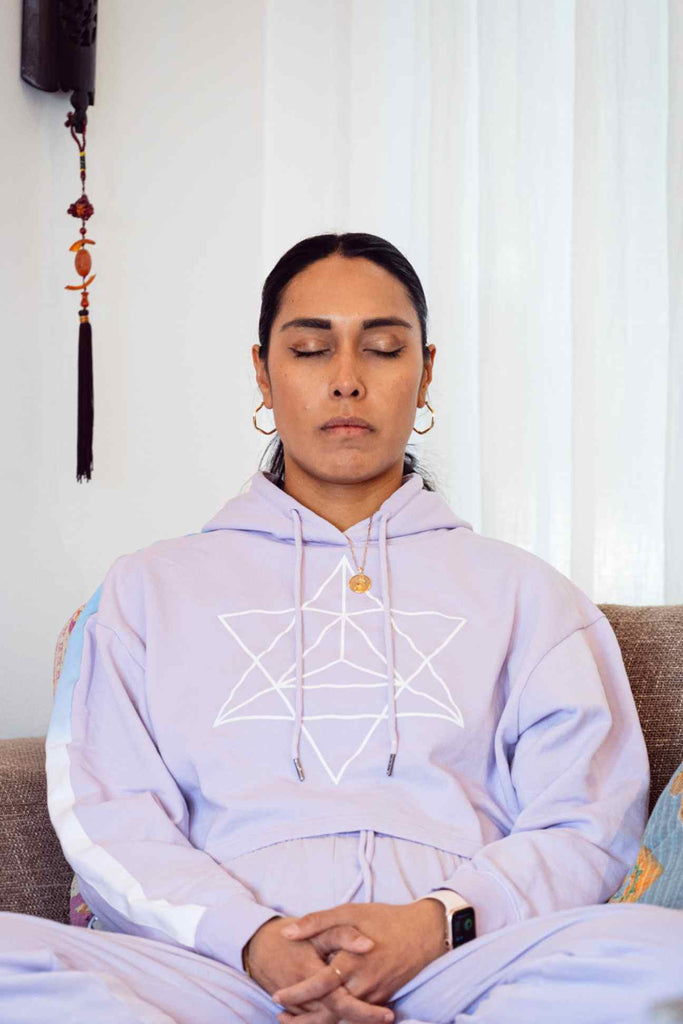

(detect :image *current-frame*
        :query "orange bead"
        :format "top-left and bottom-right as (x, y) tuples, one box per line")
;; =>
(75, 248), (92, 276)
(80, 294), (89, 307)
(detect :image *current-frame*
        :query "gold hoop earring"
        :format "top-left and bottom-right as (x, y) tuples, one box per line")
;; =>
(412, 398), (435, 435)
(253, 399), (277, 435)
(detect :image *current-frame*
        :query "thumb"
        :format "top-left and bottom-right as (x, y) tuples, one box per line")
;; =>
(308, 925), (375, 957)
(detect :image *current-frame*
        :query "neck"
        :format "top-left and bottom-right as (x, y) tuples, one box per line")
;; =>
(280, 458), (406, 533)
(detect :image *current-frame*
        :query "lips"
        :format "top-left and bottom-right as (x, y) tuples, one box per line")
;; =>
(324, 425), (371, 435)
(322, 418), (373, 430)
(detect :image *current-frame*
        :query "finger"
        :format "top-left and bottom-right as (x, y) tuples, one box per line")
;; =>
(277, 995), (340, 1024)
(277, 1006), (330, 1024)
(324, 987), (394, 1023)
(281, 908), (347, 940)
(275, 971), (393, 1024)
(277, 1013), (326, 1024)
(278, 992), (393, 1024)
(276, 1003), (309, 1017)
(273, 963), (343, 1005)
(310, 925), (374, 956)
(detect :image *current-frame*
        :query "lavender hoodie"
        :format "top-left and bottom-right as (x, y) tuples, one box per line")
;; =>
(46, 468), (649, 973)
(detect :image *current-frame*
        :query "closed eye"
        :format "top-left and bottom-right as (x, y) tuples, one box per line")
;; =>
(292, 348), (405, 358)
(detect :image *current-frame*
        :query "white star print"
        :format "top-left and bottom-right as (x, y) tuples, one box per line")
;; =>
(212, 554), (467, 784)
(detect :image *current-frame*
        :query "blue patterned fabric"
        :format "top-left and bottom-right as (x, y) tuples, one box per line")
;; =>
(610, 757), (683, 907)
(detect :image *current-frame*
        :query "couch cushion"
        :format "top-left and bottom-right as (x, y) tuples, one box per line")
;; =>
(599, 604), (683, 813)
(0, 737), (72, 923)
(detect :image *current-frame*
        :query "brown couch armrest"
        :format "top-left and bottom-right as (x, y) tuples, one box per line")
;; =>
(0, 736), (71, 923)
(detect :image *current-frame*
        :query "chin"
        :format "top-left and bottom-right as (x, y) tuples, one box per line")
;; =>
(306, 454), (400, 487)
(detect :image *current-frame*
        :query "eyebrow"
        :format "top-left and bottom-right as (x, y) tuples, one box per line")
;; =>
(279, 316), (414, 332)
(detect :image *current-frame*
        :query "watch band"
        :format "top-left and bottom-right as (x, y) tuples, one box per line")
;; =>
(419, 888), (476, 951)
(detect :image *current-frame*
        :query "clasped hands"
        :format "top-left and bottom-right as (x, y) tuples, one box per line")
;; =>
(245, 898), (446, 1024)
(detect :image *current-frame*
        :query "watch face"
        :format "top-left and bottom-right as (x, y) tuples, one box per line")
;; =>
(451, 906), (476, 947)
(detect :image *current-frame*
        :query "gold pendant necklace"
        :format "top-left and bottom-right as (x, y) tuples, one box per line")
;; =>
(346, 513), (374, 592)
(349, 571), (372, 593)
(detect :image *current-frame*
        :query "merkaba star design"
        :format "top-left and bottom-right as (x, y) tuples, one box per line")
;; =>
(212, 554), (467, 784)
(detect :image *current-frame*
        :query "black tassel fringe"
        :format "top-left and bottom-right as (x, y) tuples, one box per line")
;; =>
(77, 319), (94, 481)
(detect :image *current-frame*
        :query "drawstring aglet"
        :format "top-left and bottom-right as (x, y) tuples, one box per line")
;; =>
(386, 753), (396, 776)
(293, 756), (305, 781)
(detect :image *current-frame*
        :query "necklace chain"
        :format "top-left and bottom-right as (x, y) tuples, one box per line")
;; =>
(345, 513), (374, 593)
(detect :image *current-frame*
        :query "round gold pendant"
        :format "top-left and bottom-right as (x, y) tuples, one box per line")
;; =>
(348, 573), (371, 593)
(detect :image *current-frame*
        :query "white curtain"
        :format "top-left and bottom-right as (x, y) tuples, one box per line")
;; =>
(260, 0), (683, 606)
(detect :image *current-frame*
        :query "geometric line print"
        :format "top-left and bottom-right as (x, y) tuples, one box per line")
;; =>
(213, 553), (467, 785)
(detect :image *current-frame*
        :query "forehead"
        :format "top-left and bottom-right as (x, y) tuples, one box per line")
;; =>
(275, 255), (415, 323)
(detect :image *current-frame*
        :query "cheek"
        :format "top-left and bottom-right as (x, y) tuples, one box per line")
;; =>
(276, 370), (316, 406)
(389, 378), (421, 414)
(276, 381), (319, 428)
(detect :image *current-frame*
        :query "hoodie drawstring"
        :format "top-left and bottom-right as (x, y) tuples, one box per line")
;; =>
(291, 509), (305, 781)
(339, 828), (376, 904)
(379, 512), (398, 776)
(288, 508), (398, 782)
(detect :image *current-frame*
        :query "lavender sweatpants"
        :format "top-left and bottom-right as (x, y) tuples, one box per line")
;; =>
(0, 830), (681, 1023)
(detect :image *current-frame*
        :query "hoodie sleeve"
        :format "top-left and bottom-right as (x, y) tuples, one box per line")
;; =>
(45, 575), (282, 973)
(421, 613), (649, 935)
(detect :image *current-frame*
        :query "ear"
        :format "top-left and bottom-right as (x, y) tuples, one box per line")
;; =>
(425, 344), (436, 382)
(252, 344), (273, 407)
(419, 344), (436, 400)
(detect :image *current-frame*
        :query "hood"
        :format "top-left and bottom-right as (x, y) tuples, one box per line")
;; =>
(201, 469), (473, 782)
(201, 468), (472, 545)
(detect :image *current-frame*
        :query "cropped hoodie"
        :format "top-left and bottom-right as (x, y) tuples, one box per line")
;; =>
(46, 468), (649, 974)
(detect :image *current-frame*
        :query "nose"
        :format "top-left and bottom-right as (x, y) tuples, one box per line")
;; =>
(328, 348), (366, 399)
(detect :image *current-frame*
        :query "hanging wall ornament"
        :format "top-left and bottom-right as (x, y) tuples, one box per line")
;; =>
(21, 0), (99, 481)
(64, 99), (96, 481)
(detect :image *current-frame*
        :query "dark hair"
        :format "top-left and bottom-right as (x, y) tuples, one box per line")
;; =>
(255, 231), (437, 492)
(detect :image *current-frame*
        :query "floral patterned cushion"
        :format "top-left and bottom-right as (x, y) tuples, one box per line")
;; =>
(69, 872), (95, 928)
(609, 758), (683, 907)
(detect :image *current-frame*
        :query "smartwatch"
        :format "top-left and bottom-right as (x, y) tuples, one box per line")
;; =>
(419, 888), (476, 950)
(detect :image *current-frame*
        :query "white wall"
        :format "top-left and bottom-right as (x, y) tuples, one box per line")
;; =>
(2, 1), (278, 738)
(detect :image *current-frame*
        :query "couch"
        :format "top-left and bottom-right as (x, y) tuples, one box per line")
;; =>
(1, 603), (681, 926)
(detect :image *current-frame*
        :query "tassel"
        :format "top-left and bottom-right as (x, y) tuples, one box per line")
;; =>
(77, 315), (94, 481)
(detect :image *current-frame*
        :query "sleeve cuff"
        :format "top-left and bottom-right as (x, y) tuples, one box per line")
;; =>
(427, 866), (522, 935)
(195, 894), (283, 973)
